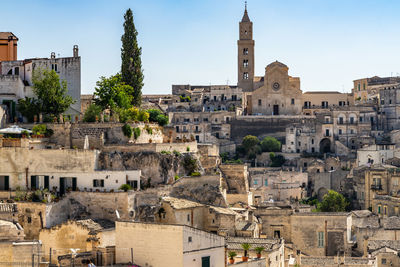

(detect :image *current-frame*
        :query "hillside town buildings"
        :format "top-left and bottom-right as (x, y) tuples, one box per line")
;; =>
(1, 3), (400, 267)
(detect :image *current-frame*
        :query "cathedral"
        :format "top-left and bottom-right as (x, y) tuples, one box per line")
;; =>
(238, 4), (303, 116)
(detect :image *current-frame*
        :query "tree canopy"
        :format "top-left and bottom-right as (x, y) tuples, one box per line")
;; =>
(18, 69), (74, 121)
(318, 190), (349, 212)
(260, 136), (281, 152)
(94, 73), (133, 111)
(121, 8), (144, 106)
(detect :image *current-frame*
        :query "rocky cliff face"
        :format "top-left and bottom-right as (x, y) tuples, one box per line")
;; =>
(98, 151), (188, 185)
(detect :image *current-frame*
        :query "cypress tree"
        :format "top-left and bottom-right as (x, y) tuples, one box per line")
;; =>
(121, 8), (144, 106)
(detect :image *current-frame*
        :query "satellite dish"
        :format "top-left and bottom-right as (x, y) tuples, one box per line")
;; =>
(115, 210), (120, 219)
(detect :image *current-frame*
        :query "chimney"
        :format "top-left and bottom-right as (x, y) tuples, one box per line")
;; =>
(73, 45), (79, 58)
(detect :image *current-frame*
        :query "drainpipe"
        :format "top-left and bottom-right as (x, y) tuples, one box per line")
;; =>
(25, 167), (28, 190)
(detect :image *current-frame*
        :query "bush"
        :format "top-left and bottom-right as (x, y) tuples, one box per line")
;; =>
(269, 153), (285, 167)
(155, 114), (169, 126)
(182, 155), (198, 175)
(173, 150), (181, 156)
(147, 109), (161, 122)
(186, 146), (190, 152)
(83, 104), (102, 122)
(138, 110), (149, 122)
(119, 184), (132, 192)
(134, 127), (141, 139)
(318, 190), (349, 212)
(122, 124), (133, 138)
(32, 124), (47, 135)
(145, 125), (153, 134)
(260, 136), (281, 152)
(190, 172), (201, 177)
(174, 175), (180, 181)
(161, 150), (171, 155)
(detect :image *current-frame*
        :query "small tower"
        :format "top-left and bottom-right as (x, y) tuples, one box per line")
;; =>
(73, 45), (79, 58)
(237, 2), (255, 92)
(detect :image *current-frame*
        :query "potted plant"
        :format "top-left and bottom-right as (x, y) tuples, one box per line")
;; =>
(228, 251), (237, 264)
(241, 243), (251, 262)
(255, 247), (265, 258)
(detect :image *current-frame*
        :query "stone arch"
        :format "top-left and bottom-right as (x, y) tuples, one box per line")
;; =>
(319, 138), (331, 154)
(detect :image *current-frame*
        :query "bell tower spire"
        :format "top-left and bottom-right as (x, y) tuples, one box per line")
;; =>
(237, 2), (255, 92)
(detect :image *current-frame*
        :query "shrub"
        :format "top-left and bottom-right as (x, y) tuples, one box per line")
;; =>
(155, 114), (169, 126)
(255, 247), (265, 254)
(182, 155), (198, 175)
(133, 127), (141, 139)
(269, 153), (285, 167)
(228, 251), (237, 259)
(145, 125), (153, 134)
(147, 109), (161, 122)
(119, 184), (132, 192)
(241, 243), (251, 257)
(83, 104), (102, 122)
(32, 124), (47, 135)
(138, 110), (149, 122)
(190, 172), (201, 177)
(161, 150), (171, 155)
(174, 175), (180, 181)
(173, 150), (181, 156)
(122, 124), (133, 138)
(260, 136), (281, 152)
(186, 146), (190, 152)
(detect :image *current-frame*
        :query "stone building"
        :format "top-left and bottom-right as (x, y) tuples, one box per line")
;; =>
(353, 76), (400, 104)
(0, 147), (141, 194)
(302, 91), (353, 115)
(39, 219), (115, 266)
(156, 196), (238, 236)
(357, 143), (396, 167)
(379, 85), (400, 130)
(248, 167), (308, 202)
(115, 221), (226, 267)
(226, 237), (284, 267)
(0, 44), (81, 121)
(0, 32), (17, 62)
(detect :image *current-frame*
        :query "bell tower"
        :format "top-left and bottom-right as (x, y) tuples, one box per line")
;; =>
(237, 2), (254, 92)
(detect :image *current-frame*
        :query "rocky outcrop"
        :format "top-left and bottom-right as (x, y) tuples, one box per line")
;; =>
(170, 176), (227, 207)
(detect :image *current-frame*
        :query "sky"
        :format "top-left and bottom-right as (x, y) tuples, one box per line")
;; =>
(2, 0), (400, 94)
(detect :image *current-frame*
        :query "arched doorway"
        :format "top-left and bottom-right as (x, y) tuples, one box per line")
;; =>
(317, 187), (329, 201)
(319, 138), (331, 154)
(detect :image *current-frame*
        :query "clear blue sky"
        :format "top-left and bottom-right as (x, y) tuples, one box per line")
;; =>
(3, 0), (400, 94)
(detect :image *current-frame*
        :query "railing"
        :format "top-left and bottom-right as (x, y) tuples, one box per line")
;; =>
(371, 184), (383, 190)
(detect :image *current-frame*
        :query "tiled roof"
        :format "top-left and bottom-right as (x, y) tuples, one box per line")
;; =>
(235, 221), (257, 231)
(77, 219), (115, 234)
(383, 216), (400, 230)
(368, 240), (400, 252)
(0, 32), (18, 40)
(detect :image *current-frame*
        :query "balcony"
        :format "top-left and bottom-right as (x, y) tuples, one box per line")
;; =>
(371, 184), (383, 190)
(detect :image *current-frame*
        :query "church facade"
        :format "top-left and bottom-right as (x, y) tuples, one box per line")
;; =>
(237, 5), (350, 116)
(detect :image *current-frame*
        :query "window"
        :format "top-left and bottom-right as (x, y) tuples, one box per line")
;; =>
(378, 205), (381, 214)
(176, 126), (180, 133)
(187, 214), (190, 222)
(258, 99), (262, 106)
(358, 84), (360, 91)
(350, 117), (354, 124)
(318, 232), (324, 247)
(254, 180), (258, 185)
(339, 117), (344, 124)
(243, 72), (249, 80)
(384, 206), (387, 215)
(291, 98), (295, 105)
(243, 59), (249, 67)
(14, 67), (19, 75)
(311, 139), (314, 144)
(188, 236), (192, 242)
(51, 63), (58, 72)
(243, 48), (249, 55)
(339, 129), (342, 135)
(27, 217), (32, 224)
(325, 117), (330, 123)
(339, 101), (345, 106)
(264, 179), (268, 186)
(363, 83), (366, 90)
(381, 258), (386, 264)
(322, 101), (328, 108)
(93, 179), (104, 187)
(325, 129), (330, 136)
(304, 101), (311, 108)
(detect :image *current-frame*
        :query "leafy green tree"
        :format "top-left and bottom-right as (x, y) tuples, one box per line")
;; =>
(242, 135), (260, 151)
(83, 104), (102, 122)
(138, 110), (149, 122)
(121, 8), (144, 106)
(94, 73), (133, 111)
(318, 190), (349, 212)
(156, 114), (169, 126)
(269, 152), (285, 167)
(17, 97), (40, 122)
(122, 124), (133, 138)
(260, 136), (281, 152)
(147, 109), (161, 122)
(32, 69), (74, 117)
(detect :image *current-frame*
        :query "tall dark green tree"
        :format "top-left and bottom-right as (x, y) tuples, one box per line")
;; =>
(121, 8), (144, 106)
